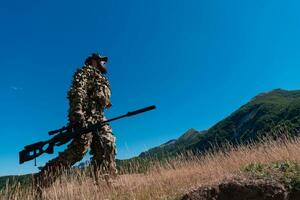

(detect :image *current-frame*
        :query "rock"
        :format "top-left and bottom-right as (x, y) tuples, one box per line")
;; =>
(181, 178), (292, 200)
(288, 189), (300, 200)
(182, 186), (218, 200)
(217, 179), (286, 200)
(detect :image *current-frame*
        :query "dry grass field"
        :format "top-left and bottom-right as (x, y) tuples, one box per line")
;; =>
(1, 136), (300, 200)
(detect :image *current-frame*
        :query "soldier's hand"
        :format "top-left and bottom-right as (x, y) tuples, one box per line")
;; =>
(71, 120), (85, 129)
(70, 115), (76, 122)
(70, 112), (85, 127)
(106, 102), (112, 108)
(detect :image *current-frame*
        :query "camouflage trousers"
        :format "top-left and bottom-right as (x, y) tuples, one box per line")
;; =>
(34, 124), (117, 190)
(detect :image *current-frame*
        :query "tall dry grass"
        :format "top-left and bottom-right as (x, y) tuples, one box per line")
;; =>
(1, 137), (300, 200)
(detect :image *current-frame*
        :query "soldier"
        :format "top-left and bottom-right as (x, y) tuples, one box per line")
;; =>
(34, 53), (117, 191)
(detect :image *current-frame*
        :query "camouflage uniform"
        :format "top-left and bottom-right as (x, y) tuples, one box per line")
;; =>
(34, 63), (117, 189)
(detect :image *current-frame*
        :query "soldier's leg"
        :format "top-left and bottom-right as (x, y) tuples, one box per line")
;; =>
(90, 124), (117, 178)
(34, 132), (92, 191)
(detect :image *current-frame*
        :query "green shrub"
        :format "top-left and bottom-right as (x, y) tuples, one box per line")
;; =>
(242, 160), (300, 191)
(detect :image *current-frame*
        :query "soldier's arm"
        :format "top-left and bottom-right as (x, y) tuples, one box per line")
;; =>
(103, 82), (112, 108)
(67, 68), (88, 125)
(94, 76), (112, 109)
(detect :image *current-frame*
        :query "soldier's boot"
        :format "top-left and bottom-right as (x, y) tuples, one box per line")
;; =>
(90, 124), (117, 185)
(33, 132), (92, 196)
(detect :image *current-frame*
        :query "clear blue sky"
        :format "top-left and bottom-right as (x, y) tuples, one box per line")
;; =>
(1, 0), (300, 176)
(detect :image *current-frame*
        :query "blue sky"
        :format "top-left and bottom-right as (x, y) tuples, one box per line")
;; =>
(1, 0), (300, 175)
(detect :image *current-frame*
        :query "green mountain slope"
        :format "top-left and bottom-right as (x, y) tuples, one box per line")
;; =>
(141, 89), (300, 157)
(0, 174), (31, 190)
(191, 89), (300, 152)
(139, 129), (207, 158)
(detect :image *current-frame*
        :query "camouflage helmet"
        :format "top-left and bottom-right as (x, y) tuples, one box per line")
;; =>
(85, 53), (108, 66)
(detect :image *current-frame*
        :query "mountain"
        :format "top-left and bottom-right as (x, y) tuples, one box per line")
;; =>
(0, 174), (31, 190)
(139, 129), (207, 158)
(140, 89), (300, 157)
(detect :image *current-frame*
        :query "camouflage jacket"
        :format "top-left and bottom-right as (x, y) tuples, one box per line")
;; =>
(67, 65), (111, 126)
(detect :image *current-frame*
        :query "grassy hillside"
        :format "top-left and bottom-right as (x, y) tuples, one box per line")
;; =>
(1, 137), (299, 200)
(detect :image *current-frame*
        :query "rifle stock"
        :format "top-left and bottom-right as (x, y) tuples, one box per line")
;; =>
(19, 141), (48, 164)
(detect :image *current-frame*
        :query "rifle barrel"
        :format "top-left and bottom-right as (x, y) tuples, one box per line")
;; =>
(104, 105), (156, 123)
(127, 105), (156, 116)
